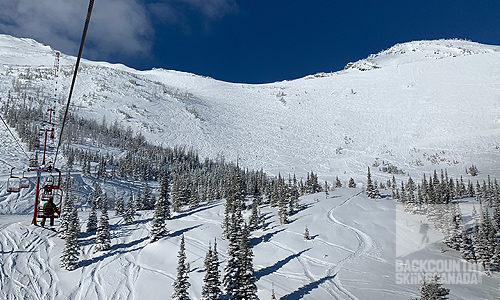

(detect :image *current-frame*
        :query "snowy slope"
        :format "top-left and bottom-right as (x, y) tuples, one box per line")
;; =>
(1, 189), (498, 300)
(0, 34), (499, 182)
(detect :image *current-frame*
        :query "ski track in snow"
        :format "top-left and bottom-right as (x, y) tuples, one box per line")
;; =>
(324, 191), (374, 300)
(0, 224), (61, 300)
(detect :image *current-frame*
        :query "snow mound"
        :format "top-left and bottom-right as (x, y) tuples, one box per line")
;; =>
(344, 39), (500, 71)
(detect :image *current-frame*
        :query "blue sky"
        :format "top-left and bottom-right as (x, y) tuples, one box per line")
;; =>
(1, 1), (500, 83)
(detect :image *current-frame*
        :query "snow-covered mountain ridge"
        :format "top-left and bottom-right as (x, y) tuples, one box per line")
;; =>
(1, 34), (499, 182)
(344, 39), (500, 71)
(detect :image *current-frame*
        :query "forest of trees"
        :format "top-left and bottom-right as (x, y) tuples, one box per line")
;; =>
(391, 169), (500, 272)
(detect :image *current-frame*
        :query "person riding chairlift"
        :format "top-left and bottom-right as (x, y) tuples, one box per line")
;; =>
(41, 197), (60, 227)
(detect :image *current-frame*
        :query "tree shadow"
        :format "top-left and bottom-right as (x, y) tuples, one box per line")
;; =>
(171, 202), (219, 220)
(250, 228), (286, 246)
(255, 248), (310, 280)
(250, 228), (286, 247)
(309, 234), (320, 240)
(168, 224), (202, 238)
(280, 275), (337, 300)
(79, 236), (149, 267)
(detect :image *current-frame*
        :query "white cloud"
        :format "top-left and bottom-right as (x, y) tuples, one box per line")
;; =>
(178, 0), (238, 19)
(147, 0), (237, 32)
(0, 0), (236, 61)
(0, 0), (153, 60)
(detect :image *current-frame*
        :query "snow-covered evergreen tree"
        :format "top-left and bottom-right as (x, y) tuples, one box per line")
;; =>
(159, 170), (172, 219)
(172, 175), (184, 213)
(94, 198), (111, 252)
(150, 194), (168, 243)
(248, 197), (260, 231)
(60, 204), (80, 271)
(304, 226), (311, 240)
(201, 240), (221, 300)
(223, 205), (244, 298)
(124, 195), (135, 225)
(348, 177), (356, 188)
(417, 274), (450, 300)
(223, 169), (258, 299)
(172, 234), (191, 300)
(238, 224), (258, 300)
(324, 180), (329, 198)
(86, 192), (98, 233)
(460, 227), (476, 262)
(335, 176), (342, 188)
(135, 190), (143, 211)
(277, 194), (288, 225)
(142, 182), (154, 210)
(366, 167), (380, 198)
(114, 196), (125, 216)
(59, 175), (74, 238)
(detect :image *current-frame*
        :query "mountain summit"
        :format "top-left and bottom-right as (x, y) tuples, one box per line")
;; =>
(345, 39), (500, 71)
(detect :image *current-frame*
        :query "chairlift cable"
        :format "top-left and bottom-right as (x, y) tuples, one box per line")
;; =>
(0, 113), (31, 161)
(53, 0), (95, 167)
(0, 158), (16, 169)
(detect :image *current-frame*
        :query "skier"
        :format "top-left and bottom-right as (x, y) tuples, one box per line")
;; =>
(41, 198), (59, 227)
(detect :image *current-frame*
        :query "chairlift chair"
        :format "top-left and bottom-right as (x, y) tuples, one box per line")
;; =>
(7, 168), (21, 193)
(20, 172), (30, 188)
(36, 188), (63, 218)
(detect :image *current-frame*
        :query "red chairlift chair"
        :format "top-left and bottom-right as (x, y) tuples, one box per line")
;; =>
(7, 168), (21, 193)
(20, 172), (30, 188)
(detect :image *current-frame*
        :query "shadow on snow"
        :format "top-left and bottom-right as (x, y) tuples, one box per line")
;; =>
(254, 248), (310, 280)
(280, 275), (336, 300)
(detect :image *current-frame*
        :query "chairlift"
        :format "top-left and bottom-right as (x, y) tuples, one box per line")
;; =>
(7, 168), (21, 193)
(41, 187), (53, 200)
(20, 172), (30, 188)
(36, 188), (63, 218)
(29, 158), (38, 168)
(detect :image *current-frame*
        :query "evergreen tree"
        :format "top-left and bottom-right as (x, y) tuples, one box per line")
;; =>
(142, 182), (154, 210)
(304, 226), (311, 240)
(348, 178), (356, 188)
(223, 206), (244, 299)
(474, 209), (495, 270)
(60, 204), (80, 271)
(159, 170), (172, 219)
(94, 198), (111, 252)
(417, 274), (450, 300)
(460, 227), (476, 262)
(172, 234), (191, 300)
(59, 175), (74, 238)
(150, 194), (168, 243)
(489, 243), (500, 272)
(335, 176), (342, 188)
(238, 224), (258, 300)
(223, 169), (246, 239)
(278, 194), (288, 225)
(248, 197), (260, 231)
(114, 196), (125, 216)
(86, 192), (98, 232)
(172, 175), (184, 213)
(201, 240), (221, 300)
(135, 190), (143, 211)
(124, 195), (135, 225)
(366, 167), (380, 199)
(324, 180), (329, 198)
